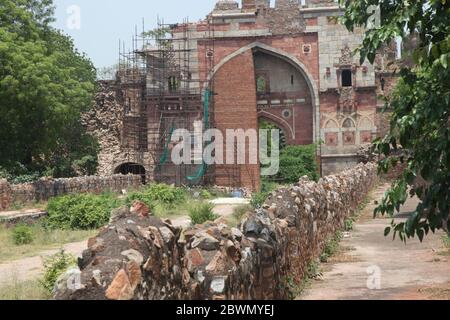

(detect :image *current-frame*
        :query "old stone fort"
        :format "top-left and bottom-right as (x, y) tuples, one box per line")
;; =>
(84, 0), (398, 191)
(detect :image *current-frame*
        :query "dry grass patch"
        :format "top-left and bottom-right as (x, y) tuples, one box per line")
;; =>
(0, 276), (50, 300)
(0, 223), (95, 263)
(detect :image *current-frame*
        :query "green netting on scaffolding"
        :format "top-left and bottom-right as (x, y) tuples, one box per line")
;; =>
(187, 89), (211, 182)
(159, 126), (176, 165)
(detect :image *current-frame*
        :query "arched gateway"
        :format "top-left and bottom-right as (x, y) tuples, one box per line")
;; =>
(210, 43), (318, 190)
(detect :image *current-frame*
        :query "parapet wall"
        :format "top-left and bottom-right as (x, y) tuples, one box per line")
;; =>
(0, 175), (142, 210)
(55, 163), (378, 300)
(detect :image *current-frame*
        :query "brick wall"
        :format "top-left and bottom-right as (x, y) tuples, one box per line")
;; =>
(0, 175), (142, 210)
(213, 49), (261, 191)
(55, 163), (378, 300)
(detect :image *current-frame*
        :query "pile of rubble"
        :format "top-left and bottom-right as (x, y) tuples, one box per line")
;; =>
(55, 163), (378, 300)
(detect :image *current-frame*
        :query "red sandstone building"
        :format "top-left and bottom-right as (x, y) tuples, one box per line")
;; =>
(86, 0), (397, 191)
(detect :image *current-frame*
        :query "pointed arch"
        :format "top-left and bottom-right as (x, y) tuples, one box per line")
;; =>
(258, 111), (295, 143)
(358, 116), (374, 129)
(325, 118), (339, 129)
(208, 42), (320, 143)
(342, 118), (356, 128)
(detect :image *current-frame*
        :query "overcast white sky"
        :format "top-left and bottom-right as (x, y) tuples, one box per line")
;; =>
(52, 0), (217, 69)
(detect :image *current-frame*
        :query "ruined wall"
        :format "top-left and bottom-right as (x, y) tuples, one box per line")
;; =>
(82, 81), (123, 176)
(0, 179), (12, 211)
(82, 81), (153, 179)
(0, 175), (142, 210)
(55, 163), (378, 300)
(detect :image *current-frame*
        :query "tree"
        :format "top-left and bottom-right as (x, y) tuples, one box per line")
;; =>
(340, 0), (449, 240)
(0, 0), (98, 178)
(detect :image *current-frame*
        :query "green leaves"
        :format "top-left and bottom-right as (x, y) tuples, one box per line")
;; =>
(384, 226), (391, 237)
(342, 0), (450, 241)
(0, 0), (97, 176)
(271, 145), (319, 184)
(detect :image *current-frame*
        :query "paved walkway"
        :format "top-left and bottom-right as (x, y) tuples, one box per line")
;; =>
(301, 184), (450, 300)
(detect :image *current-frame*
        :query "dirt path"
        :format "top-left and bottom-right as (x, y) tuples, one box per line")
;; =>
(301, 183), (450, 300)
(0, 240), (88, 286)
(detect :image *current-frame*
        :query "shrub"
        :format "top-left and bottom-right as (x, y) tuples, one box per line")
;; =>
(189, 203), (218, 225)
(250, 179), (281, 209)
(320, 231), (343, 263)
(40, 250), (76, 293)
(250, 192), (268, 209)
(345, 218), (354, 231)
(46, 193), (122, 230)
(0, 164), (42, 184)
(126, 183), (186, 208)
(72, 155), (98, 176)
(12, 224), (34, 245)
(200, 189), (213, 200)
(125, 190), (155, 209)
(270, 145), (319, 184)
(148, 184), (186, 204)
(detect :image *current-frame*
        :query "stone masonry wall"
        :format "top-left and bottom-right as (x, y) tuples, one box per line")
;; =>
(0, 179), (12, 211)
(55, 163), (378, 300)
(0, 175), (142, 210)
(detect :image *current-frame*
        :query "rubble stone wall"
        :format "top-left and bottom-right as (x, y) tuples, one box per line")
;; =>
(0, 175), (142, 210)
(0, 179), (12, 211)
(55, 163), (378, 300)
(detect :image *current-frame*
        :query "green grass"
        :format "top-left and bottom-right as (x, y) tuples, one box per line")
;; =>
(443, 235), (450, 247)
(152, 198), (201, 219)
(320, 231), (344, 263)
(0, 278), (50, 300)
(442, 235), (450, 255)
(344, 218), (355, 231)
(0, 223), (95, 263)
(284, 260), (322, 300)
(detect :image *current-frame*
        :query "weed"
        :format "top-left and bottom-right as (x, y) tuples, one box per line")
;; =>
(283, 260), (322, 299)
(344, 218), (354, 231)
(189, 202), (218, 225)
(40, 250), (77, 293)
(12, 224), (34, 245)
(250, 192), (269, 209)
(320, 231), (343, 263)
